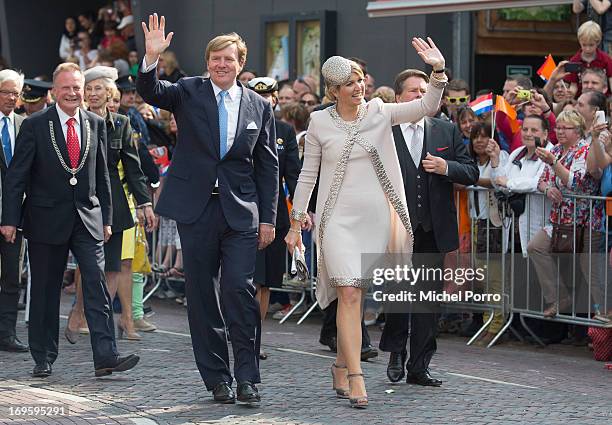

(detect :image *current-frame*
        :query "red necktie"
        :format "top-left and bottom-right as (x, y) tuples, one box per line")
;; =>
(66, 117), (80, 168)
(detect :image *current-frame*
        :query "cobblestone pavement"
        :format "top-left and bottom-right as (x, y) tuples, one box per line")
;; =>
(0, 297), (610, 425)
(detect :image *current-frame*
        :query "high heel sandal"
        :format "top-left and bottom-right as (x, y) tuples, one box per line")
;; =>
(64, 310), (79, 345)
(331, 363), (349, 399)
(347, 373), (368, 409)
(117, 321), (142, 341)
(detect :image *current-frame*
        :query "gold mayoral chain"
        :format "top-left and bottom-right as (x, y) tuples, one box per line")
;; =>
(48, 119), (91, 186)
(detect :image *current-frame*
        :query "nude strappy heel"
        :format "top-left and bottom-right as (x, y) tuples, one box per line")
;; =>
(331, 363), (349, 398)
(348, 373), (368, 409)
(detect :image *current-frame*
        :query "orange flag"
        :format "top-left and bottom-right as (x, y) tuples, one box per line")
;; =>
(495, 95), (520, 133)
(537, 54), (556, 81)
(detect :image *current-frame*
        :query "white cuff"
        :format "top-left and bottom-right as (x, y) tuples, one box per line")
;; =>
(141, 57), (158, 73)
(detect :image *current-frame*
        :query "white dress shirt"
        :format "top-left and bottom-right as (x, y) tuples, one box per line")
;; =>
(56, 107), (81, 148)
(1, 111), (16, 155)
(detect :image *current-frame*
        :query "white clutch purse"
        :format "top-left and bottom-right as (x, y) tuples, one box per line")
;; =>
(291, 246), (310, 281)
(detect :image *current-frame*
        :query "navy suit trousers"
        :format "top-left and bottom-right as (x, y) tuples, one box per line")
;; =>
(177, 196), (261, 389)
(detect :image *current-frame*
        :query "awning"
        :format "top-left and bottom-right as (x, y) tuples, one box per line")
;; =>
(367, 0), (573, 17)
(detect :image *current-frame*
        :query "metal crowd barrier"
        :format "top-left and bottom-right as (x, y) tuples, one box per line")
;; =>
(450, 187), (611, 348)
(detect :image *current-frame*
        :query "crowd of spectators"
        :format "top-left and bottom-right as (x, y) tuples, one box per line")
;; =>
(0, 2), (610, 362)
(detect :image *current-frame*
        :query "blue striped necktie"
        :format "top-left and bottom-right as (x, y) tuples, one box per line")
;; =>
(1, 116), (11, 165)
(218, 91), (229, 158)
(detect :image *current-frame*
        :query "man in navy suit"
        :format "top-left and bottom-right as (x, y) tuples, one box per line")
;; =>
(137, 14), (278, 405)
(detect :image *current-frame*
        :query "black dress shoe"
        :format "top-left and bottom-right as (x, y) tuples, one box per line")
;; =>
(406, 370), (442, 387)
(32, 362), (52, 378)
(212, 382), (236, 404)
(0, 336), (29, 352)
(319, 336), (337, 353)
(236, 381), (260, 404)
(94, 354), (140, 377)
(360, 344), (378, 361)
(386, 350), (407, 382)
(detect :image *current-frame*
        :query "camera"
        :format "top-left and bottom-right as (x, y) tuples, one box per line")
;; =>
(564, 62), (582, 73)
(516, 90), (531, 101)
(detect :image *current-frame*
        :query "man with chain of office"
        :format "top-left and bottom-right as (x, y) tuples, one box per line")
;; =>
(0, 62), (139, 379)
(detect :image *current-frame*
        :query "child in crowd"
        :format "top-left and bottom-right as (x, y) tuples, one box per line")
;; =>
(564, 20), (612, 97)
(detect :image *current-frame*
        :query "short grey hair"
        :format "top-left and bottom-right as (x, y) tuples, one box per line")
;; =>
(0, 69), (25, 90)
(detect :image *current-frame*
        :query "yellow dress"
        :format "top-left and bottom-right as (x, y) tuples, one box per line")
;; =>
(118, 160), (137, 260)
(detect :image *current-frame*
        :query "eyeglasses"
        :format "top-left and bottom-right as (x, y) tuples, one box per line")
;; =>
(446, 96), (470, 104)
(300, 100), (317, 106)
(0, 90), (20, 98)
(555, 126), (577, 132)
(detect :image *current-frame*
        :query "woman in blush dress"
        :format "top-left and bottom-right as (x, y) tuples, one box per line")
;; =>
(285, 38), (447, 409)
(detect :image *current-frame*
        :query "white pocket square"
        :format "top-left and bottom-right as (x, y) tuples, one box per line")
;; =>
(246, 122), (258, 130)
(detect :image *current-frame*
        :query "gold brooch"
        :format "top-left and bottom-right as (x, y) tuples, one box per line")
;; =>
(276, 138), (284, 145)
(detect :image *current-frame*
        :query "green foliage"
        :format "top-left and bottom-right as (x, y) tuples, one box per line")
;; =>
(499, 5), (571, 22)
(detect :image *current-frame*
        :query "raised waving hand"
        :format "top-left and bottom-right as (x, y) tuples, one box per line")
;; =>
(411, 37), (445, 71)
(141, 13), (174, 65)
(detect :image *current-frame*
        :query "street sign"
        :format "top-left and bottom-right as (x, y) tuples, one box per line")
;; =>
(506, 65), (533, 77)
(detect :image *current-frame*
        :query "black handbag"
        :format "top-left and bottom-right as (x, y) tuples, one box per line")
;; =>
(495, 191), (526, 217)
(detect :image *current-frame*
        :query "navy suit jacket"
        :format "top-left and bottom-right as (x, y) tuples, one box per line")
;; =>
(137, 70), (278, 231)
(2, 105), (112, 244)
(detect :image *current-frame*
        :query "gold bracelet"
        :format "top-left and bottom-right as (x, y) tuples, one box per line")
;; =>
(288, 228), (301, 234)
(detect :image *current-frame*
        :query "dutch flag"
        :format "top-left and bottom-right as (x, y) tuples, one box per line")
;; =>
(469, 93), (494, 116)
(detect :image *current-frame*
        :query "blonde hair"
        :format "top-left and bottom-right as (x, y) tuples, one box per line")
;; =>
(325, 61), (365, 102)
(205, 33), (247, 66)
(160, 51), (179, 74)
(577, 20), (602, 43)
(556, 110), (586, 136)
(53, 62), (82, 83)
(109, 86), (121, 102)
(371, 86), (395, 103)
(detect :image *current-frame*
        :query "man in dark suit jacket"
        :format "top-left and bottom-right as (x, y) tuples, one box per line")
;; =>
(380, 69), (479, 386)
(0, 69), (28, 353)
(1, 63), (139, 378)
(137, 15), (278, 404)
(247, 77), (301, 360)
